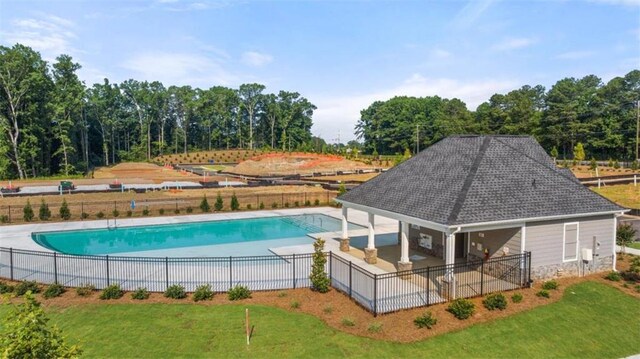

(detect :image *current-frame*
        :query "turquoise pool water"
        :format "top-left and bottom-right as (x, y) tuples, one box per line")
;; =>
(32, 214), (362, 257)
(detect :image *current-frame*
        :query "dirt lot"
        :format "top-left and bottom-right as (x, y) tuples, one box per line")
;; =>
(228, 153), (377, 176)
(570, 165), (637, 179)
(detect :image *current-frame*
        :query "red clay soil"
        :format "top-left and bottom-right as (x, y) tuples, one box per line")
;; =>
(228, 153), (375, 176)
(6, 255), (638, 343)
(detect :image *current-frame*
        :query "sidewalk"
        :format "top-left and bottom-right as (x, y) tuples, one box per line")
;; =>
(617, 245), (640, 256)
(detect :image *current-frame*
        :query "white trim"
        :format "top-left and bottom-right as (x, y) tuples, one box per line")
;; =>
(453, 210), (626, 230)
(562, 222), (580, 263)
(520, 225), (527, 253)
(612, 215), (618, 271)
(337, 200), (449, 232)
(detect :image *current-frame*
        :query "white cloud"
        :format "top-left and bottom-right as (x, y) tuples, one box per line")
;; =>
(0, 14), (78, 60)
(121, 52), (238, 87)
(491, 37), (537, 51)
(556, 51), (595, 60)
(311, 74), (518, 142)
(241, 51), (273, 67)
(452, 0), (497, 29)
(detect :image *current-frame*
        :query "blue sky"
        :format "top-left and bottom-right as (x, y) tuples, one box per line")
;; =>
(0, 0), (638, 142)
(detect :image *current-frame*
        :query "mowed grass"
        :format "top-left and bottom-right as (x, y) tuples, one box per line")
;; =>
(1, 282), (638, 358)
(593, 184), (640, 208)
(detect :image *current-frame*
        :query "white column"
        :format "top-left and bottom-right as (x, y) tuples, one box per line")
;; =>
(341, 206), (349, 239)
(400, 221), (409, 263)
(446, 232), (456, 267)
(367, 213), (376, 250)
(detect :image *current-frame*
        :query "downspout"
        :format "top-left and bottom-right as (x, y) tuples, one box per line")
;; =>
(613, 212), (625, 272)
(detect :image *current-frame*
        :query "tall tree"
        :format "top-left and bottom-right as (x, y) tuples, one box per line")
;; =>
(238, 83), (265, 149)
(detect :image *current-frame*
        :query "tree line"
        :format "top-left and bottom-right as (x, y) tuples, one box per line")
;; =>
(0, 44), (317, 179)
(356, 70), (640, 160)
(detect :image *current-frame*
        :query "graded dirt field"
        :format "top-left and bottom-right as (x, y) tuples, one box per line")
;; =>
(92, 162), (203, 182)
(570, 165), (637, 178)
(228, 153), (377, 176)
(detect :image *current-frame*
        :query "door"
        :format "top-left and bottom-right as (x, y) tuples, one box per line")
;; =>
(455, 233), (466, 258)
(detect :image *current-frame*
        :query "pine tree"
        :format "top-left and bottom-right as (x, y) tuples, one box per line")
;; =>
(199, 195), (210, 213)
(214, 193), (224, 211)
(38, 199), (51, 221)
(309, 238), (330, 293)
(550, 146), (559, 160)
(23, 200), (34, 222)
(337, 183), (347, 196)
(589, 158), (597, 171)
(59, 199), (71, 220)
(230, 193), (239, 211)
(573, 142), (585, 163)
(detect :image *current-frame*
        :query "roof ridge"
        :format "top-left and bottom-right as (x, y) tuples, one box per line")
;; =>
(446, 136), (493, 225)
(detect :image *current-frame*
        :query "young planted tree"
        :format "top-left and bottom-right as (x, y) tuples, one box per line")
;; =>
(59, 199), (71, 220)
(573, 142), (585, 164)
(309, 238), (330, 293)
(550, 146), (559, 160)
(23, 200), (34, 222)
(0, 293), (82, 358)
(617, 224), (637, 254)
(199, 195), (210, 213)
(230, 193), (240, 211)
(214, 193), (224, 211)
(38, 199), (51, 221)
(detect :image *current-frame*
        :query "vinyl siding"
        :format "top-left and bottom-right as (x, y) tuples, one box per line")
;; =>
(525, 215), (614, 268)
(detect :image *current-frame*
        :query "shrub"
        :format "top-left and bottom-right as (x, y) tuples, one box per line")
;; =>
(200, 195), (211, 212)
(214, 193), (224, 211)
(341, 317), (355, 327)
(277, 291), (287, 298)
(542, 280), (559, 290)
(23, 200), (34, 222)
(164, 284), (187, 299)
(483, 293), (507, 311)
(271, 202), (278, 209)
(617, 224), (637, 253)
(511, 293), (523, 303)
(126, 210), (133, 217)
(338, 183), (347, 196)
(447, 298), (475, 320)
(605, 271), (622, 281)
(186, 206), (193, 214)
(142, 208), (150, 216)
(193, 284), (214, 302)
(76, 283), (95, 297)
(284, 202), (290, 208)
(322, 305), (333, 314)
(230, 193), (240, 211)
(158, 208), (165, 215)
(314, 199), (320, 206)
(131, 287), (150, 300)
(15, 281), (40, 296)
(112, 209), (120, 217)
(246, 204), (252, 210)
(59, 199), (71, 220)
(38, 199), (51, 221)
(536, 290), (550, 298)
(43, 283), (66, 299)
(294, 201), (300, 207)
(613, 160), (620, 169)
(81, 212), (89, 219)
(414, 311), (438, 329)
(96, 211), (105, 219)
(0, 281), (14, 294)
(310, 238), (330, 293)
(305, 200), (311, 206)
(174, 208), (180, 214)
(259, 202), (265, 209)
(0, 215), (8, 223)
(228, 285), (251, 301)
(100, 284), (123, 300)
(290, 300), (300, 309)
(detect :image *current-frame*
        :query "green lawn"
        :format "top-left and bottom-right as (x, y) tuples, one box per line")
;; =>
(629, 242), (640, 250)
(1, 281), (638, 358)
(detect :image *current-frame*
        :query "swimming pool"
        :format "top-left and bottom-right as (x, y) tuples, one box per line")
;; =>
(32, 214), (363, 257)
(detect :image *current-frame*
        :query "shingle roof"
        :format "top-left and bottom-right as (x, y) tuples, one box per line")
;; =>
(338, 135), (625, 226)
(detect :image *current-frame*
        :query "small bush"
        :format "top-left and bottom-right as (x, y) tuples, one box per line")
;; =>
(174, 208), (180, 214)
(15, 280), (40, 296)
(228, 285), (251, 301)
(38, 199), (51, 221)
(230, 193), (240, 211)
(43, 283), (66, 299)
(271, 202), (278, 209)
(131, 287), (150, 300)
(511, 293), (523, 303)
(246, 204), (252, 210)
(186, 206), (193, 214)
(0, 215), (8, 223)
(59, 199), (71, 220)
(0, 281), (14, 294)
(81, 212), (89, 219)
(314, 199), (320, 206)
(76, 283), (95, 297)
(542, 280), (559, 290)
(22, 200), (33, 222)
(100, 284), (124, 300)
(200, 195), (211, 212)
(341, 317), (355, 327)
(112, 209), (120, 217)
(277, 291), (287, 298)
(483, 293), (507, 311)
(605, 271), (622, 281)
(284, 202), (290, 208)
(447, 298), (475, 320)
(193, 284), (214, 302)
(366, 322), (383, 333)
(164, 284), (187, 299)
(536, 290), (550, 298)
(323, 305), (333, 314)
(158, 208), (165, 215)
(304, 200), (311, 206)
(96, 211), (105, 219)
(259, 202), (265, 209)
(294, 201), (300, 207)
(126, 210), (133, 217)
(414, 311), (438, 329)
(142, 208), (150, 216)
(290, 300), (300, 309)
(214, 193), (224, 211)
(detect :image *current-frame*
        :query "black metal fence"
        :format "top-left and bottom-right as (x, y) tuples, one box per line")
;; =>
(0, 247), (530, 315)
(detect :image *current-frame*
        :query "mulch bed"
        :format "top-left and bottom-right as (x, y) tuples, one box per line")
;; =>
(3, 255), (638, 343)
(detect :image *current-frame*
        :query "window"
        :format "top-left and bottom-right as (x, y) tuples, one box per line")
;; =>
(563, 223), (579, 262)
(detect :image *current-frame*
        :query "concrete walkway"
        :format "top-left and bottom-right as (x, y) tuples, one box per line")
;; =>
(617, 245), (640, 256)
